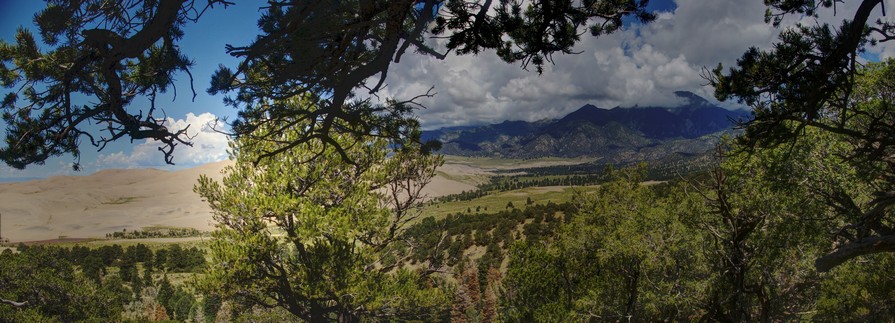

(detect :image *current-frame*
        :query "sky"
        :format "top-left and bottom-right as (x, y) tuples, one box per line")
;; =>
(1, 0), (895, 181)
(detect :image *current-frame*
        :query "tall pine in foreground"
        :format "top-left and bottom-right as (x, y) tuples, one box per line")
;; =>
(195, 97), (450, 321)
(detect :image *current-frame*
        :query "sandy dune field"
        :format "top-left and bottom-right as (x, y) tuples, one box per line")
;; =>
(0, 160), (479, 242)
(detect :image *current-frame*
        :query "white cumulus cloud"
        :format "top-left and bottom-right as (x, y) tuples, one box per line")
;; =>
(95, 112), (230, 169)
(376, 0), (895, 129)
(374, 0), (776, 129)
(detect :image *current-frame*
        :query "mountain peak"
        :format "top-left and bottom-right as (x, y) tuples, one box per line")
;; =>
(576, 103), (600, 111)
(560, 104), (607, 124)
(673, 91), (711, 106)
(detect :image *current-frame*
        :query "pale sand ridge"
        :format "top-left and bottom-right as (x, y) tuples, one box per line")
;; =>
(0, 160), (477, 242)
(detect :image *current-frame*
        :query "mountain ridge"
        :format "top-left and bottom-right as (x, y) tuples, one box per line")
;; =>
(424, 91), (750, 162)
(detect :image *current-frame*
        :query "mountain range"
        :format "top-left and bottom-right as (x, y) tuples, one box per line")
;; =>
(423, 91), (750, 163)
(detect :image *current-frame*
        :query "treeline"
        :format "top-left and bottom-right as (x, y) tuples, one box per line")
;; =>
(503, 162), (607, 176)
(434, 156), (713, 204)
(481, 174), (604, 191)
(433, 174), (604, 203)
(500, 154), (715, 180)
(433, 188), (489, 203)
(1, 243), (211, 322)
(105, 227), (206, 239)
(13, 243), (207, 276)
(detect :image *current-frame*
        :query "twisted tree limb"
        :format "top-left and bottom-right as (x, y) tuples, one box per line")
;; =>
(0, 297), (27, 308)
(815, 234), (895, 272)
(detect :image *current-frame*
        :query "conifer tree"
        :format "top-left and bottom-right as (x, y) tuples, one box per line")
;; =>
(195, 97), (450, 321)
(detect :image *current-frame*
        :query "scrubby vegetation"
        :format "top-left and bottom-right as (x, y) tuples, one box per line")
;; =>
(0, 243), (209, 321)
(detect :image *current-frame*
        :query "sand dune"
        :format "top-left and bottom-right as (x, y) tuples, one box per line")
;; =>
(0, 160), (478, 242)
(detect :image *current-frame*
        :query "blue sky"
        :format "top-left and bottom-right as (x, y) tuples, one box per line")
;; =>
(2, 0), (893, 181)
(0, 1), (262, 120)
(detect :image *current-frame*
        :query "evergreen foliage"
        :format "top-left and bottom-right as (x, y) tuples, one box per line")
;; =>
(503, 166), (705, 321)
(711, 0), (895, 272)
(195, 97), (450, 321)
(0, 245), (124, 321)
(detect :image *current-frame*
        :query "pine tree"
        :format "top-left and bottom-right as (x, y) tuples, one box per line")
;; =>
(482, 268), (502, 322)
(156, 275), (174, 317)
(195, 97), (449, 321)
(452, 261), (482, 322)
